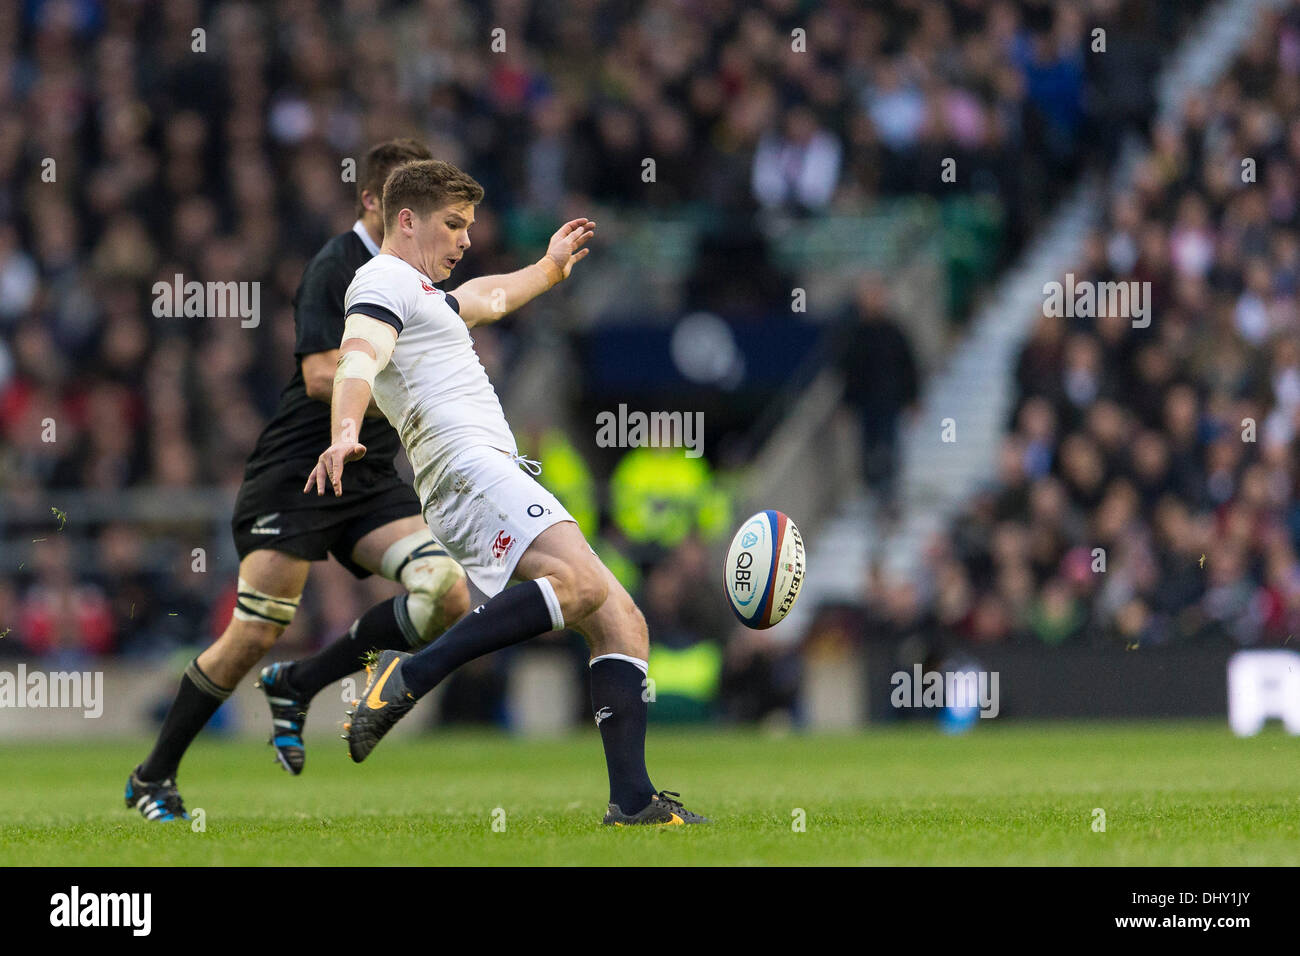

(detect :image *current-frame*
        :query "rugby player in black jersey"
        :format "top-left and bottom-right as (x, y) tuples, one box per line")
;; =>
(125, 139), (470, 822)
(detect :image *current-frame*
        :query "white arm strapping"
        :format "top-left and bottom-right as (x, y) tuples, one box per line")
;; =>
(335, 314), (397, 388)
(342, 313), (397, 364)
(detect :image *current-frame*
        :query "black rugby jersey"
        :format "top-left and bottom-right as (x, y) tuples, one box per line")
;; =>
(243, 224), (404, 479)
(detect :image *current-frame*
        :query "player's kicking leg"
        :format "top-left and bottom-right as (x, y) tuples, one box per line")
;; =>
(256, 515), (468, 773)
(126, 549), (310, 821)
(345, 520), (708, 824)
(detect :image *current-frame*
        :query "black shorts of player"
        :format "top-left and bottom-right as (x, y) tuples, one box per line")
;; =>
(231, 461), (423, 579)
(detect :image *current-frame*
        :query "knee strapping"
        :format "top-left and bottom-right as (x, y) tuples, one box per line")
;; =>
(380, 530), (466, 645)
(232, 577), (301, 628)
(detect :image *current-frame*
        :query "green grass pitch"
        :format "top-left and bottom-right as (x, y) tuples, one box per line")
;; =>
(3, 720), (1298, 865)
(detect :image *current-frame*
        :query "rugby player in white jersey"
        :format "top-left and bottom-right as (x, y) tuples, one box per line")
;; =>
(305, 159), (707, 825)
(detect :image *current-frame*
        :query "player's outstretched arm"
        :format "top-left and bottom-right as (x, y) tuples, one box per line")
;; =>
(301, 349), (387, 418)
(304, 314), (396, 496)
(301, 345), (387, 416)
(452, 217), (595, 328)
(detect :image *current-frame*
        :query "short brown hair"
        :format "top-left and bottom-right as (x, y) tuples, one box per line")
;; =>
(381, 159), (484, 230)
(357, 138), (433, 217)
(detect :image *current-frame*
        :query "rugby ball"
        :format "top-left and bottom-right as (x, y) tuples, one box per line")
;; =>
(724, 510), (805, 629)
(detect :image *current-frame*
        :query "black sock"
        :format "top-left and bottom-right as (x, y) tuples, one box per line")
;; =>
(402, 580), (561, 698)
(590, 657), (657, 813)
(286, 596), (421, 700)
(138, 658), (232, 782)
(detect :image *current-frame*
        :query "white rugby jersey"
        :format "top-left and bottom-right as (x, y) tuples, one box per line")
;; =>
(343, 252), (517, 497)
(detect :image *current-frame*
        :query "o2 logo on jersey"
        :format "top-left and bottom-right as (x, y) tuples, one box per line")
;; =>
(527, 503), (551, 518)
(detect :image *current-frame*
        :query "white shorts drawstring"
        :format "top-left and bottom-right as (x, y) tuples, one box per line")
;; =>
(512, 454), (543, 476)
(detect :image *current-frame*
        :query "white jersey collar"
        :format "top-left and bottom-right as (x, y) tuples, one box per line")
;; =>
(353, 220), (381, 257)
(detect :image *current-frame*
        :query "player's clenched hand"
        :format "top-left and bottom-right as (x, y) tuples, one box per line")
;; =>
(304, 425), (367, 497)
(544, 217), (596, 279)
